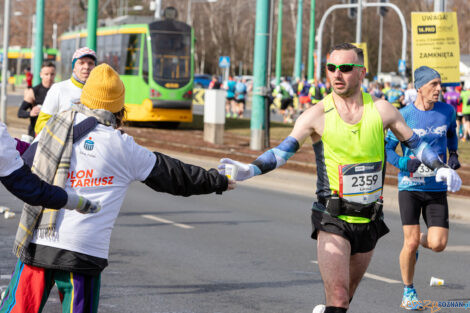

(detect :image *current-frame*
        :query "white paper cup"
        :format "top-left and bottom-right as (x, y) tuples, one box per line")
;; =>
(0, 206), (8, 214)
(4, 211), (15, 219)
(224, 164), (239, 180)
(21, 134), (34, 144)
(430, 276), (444, 286)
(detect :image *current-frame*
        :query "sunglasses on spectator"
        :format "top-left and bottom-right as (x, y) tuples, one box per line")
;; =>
(326, 63), (364, 73)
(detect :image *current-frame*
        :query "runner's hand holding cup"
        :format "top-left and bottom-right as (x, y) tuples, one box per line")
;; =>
(219, 158), (255, 181)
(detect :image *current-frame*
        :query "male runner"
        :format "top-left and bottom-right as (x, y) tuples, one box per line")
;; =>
(35, 47), (97, 134)
(218, 43), (461, 313)
(385, 66), (460, 310)
(17, 62), (56, 137)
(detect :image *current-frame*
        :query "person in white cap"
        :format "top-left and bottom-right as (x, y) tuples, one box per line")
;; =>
(0, 122), (100, 213)
(35, 47), (97, 134)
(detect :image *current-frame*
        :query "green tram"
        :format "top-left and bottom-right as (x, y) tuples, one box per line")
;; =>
(59, 16), (194, 124)
(0, 47), (57, 85)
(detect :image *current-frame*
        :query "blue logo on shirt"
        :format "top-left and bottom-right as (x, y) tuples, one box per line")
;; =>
(84, 137), (94, 151)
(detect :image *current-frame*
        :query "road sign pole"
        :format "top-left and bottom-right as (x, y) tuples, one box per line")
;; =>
(355, 0), (362, 43)
(251, 0), (270, 151)
(377, 14), (383, 75)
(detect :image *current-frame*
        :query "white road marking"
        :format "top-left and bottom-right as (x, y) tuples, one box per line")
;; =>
(310, 260), (401, 284)
(445, 245), (470, 252)
(141, 214), (194, 229)
(0, 275), (10, 280)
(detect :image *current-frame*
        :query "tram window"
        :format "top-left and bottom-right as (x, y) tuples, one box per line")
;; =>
(124, 34), (141, 75)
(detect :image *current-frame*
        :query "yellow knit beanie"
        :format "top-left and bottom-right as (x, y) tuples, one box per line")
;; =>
(80, 64), (125, 113)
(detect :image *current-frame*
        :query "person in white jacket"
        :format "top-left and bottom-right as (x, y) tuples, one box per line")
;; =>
(35, 47), (97, 134)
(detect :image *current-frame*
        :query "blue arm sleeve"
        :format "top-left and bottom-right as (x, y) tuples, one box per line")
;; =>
(402, 133), (448, 170)
(447, 109), (458, 152)
(385, 131), (403, 170)
(0, 164), (68, 209)
(251, 136), (300, 175)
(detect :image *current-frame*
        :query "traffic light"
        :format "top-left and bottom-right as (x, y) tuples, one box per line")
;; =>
(348, 0), (357, 19)
(378, 0), (389, 17)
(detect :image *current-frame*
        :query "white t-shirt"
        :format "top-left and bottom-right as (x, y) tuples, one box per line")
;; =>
(41, 79), (83, 116)
(32, 113), (156, 259)
(403, 89), (417, 106)
(0, 122), (24, 177)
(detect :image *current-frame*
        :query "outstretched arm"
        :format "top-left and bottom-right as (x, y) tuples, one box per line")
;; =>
(143, 152), (232, 196)
(219, 105), (321, 181)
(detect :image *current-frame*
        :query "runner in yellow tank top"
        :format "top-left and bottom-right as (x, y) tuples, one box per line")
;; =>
(219, 43), (461, 313)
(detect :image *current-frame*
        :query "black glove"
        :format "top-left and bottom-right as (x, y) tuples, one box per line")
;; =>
(448, 152), (461, 170)
(407, 158), (422, 173)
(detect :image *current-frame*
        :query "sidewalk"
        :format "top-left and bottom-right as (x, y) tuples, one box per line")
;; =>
(6, 124), (470, 223)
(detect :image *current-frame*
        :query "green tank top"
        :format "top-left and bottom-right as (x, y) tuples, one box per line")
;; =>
(461, 90), (470, 115)
(313, 92), (385, 223)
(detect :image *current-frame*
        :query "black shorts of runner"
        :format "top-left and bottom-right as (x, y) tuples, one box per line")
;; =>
(311, 205), (390, 255)
(236, 98), (245, 104)
(280, 98), (293, 110)
(398, 190), (449, 228)
(456, 114), (463, 122)
(226, 96), (235, 101)
(464, 114), (470, 122)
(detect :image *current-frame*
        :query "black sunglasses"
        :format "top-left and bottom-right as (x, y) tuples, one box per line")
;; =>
(326, 63), (364, 73)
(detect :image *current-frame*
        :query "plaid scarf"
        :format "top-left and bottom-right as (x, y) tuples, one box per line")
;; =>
(13, 103), (117, 258)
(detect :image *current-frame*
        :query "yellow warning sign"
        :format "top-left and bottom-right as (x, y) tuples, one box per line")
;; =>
(411, 12), (460, 84)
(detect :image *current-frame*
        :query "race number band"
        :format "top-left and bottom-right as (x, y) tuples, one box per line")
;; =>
(410, 163), (436, 178)
(339, 161), (383, 204)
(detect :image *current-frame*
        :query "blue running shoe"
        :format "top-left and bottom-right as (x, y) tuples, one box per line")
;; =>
(401, 288), (425, 310)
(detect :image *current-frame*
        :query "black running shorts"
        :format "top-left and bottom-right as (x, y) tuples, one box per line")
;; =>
(311, 204), (390, 255)
(398, 190), (449, 228)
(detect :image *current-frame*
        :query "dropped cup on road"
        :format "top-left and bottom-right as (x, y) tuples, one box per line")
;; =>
(430, 276), (444, 286)
(224, 164), (239, 180)
(4, 211), (15, 219)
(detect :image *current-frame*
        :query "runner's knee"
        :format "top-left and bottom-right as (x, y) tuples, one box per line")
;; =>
(403, 238), (420, 252)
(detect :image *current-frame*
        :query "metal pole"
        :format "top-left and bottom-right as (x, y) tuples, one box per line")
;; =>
(251, 0), (270, 151)
(293, 0), (303, 80)
(265, 0), (275, 149)
(53, 23), (58, 50)
(0, 0), (11, 123)
(355, 0), (362, 43)
(307, 0), (315, 80)
(377, 15), (383, 75)
(434, 0), (445, 11)
(87, 0), (98, 51)
(33, 0), (44, 86)
(155, 0), (162, 19)
(275, 0), (283, 87)
(187, 0), (192, 24)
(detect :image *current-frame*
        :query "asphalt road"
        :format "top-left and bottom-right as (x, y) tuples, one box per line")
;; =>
(1, 177), (469, 313)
